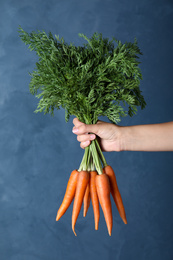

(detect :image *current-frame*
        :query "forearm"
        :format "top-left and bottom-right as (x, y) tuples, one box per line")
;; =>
(121, 122), (173, 152)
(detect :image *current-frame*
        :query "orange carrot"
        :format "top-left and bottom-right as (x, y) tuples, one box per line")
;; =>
(90, 171), (100, 230)
(83, 183), (90, 217)
(56, 169), (78, 221)
(104, 165), (127, 224)
(72, 170), (90, 236)
(96, 173), (113, 236)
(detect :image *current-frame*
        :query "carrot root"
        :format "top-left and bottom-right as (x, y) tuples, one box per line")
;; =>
(72, 170), (90, 236)
(96, 173), (113, 236)
(56, 165), (126, 236)
(90, 171), (100, 230)
(83, 183), (90, 217)
(56, 169), (78, 221)
(104, 165), (127, 224)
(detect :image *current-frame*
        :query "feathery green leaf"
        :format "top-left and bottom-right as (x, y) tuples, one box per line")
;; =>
(19, 26), (146, 124)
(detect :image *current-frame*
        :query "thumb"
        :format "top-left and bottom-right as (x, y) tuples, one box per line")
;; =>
(73, 122), (100, 136)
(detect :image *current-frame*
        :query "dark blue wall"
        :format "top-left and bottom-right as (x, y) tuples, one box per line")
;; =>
(0, 0), (173, 259)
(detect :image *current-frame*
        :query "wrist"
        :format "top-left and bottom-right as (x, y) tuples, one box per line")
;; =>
(110, 125), (131, 152)
(118, 126), (133, 151)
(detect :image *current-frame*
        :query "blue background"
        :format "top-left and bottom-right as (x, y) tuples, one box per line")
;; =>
(0, 0), (173, 259)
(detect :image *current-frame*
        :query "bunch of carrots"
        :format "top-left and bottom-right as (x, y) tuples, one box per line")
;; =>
(56, 138), (127, 236)
(19, 28), (145, 236)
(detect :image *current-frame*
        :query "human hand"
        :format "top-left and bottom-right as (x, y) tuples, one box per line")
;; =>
(73, 119), (173, 152)
(72, 118), (123, 152)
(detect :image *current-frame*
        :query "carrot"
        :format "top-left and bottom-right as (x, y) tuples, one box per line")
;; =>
(90, 171), (100, 230)
(96, 173), (113, 236)
(72, 170), (90, 236)
(83, 183), (90, 217)
(104, 165), (127, 224)
(56, 169), (78, 221)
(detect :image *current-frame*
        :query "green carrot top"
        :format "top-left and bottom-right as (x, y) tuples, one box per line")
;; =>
(19, 26), (146, 125)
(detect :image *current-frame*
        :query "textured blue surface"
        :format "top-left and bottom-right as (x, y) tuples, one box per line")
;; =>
(0, 0), (173, 259)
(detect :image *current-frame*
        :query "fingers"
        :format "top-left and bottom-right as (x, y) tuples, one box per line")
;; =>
(80, 140), (91, 149)
(73, 117), (83, 128)
(72, 118), (85, 134)
(77, 133), (95, 142)
(72, 118), (97, 148)
(72, 119), (99, 136)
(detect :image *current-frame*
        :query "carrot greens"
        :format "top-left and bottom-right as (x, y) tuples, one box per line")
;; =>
(19, 26), (146, 235)
(19, 26), (145, 124)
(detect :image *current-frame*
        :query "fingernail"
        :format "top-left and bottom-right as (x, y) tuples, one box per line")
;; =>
(84, 140), (90, 146)
(72, 128), (78, 133)
(90, 134), (95, 140)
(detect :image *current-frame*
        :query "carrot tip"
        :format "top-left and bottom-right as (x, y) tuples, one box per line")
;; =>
(72, 228), (77, 236)
(56, 210), (62, 221)
(122, 217), (127, 224)
(95, 223), (99, 230)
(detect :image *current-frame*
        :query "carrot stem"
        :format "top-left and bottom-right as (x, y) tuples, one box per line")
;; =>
(95, 138), (107, 167)
(87, 147), (92, 171)
(79, 146), (89, 171)
(90, 140), (103, 175)
(90, 156), (95, 172)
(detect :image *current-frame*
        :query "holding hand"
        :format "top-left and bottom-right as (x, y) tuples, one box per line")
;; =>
(72, 118), (123, 152)
(73, 118), (173, 152)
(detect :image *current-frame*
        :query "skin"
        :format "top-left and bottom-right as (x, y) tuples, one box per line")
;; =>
(72, 118), (173, 152)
